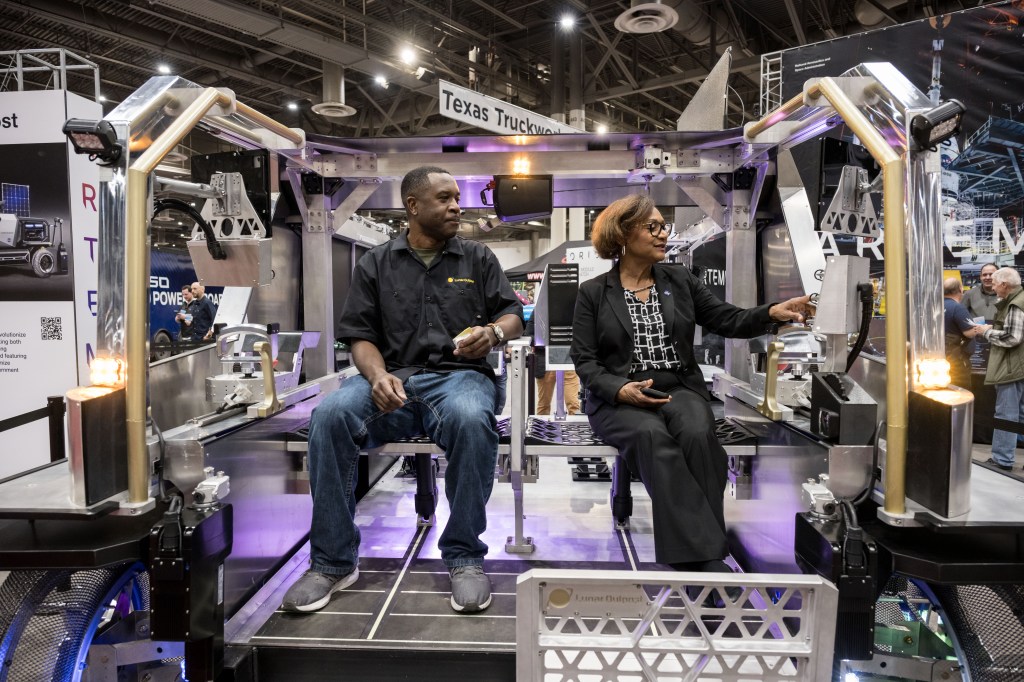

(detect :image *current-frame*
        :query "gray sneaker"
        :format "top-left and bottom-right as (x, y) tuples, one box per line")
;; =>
(449, 565), (492, 613)
(281, 568), (359, 612)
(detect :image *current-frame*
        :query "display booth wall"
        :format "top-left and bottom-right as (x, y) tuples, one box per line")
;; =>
(0, 89), (101, 478)
(774, 1), (1024, 292)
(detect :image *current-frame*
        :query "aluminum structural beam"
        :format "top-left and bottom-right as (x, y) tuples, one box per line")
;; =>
(586, 14), (639, 91)
(783, 0), (809, 45)
(588, 57), (761, 103)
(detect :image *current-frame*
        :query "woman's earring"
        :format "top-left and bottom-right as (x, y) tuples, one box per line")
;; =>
(621, 244), (626, 257)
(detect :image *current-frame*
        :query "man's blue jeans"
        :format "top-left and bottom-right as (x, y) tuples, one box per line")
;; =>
(306, 370), (498, 576)
(991, 378), (1024, 467)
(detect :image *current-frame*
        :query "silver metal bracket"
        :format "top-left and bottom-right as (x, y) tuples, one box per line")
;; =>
(820, 165), (880, 237)
(198, 172), (268, 238)
(115, 497), (157, 516)
(192, 466), (230, 509)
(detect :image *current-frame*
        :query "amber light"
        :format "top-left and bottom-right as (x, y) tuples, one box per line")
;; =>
(916, 358), (951, 390)
(90, 356), (126, 387)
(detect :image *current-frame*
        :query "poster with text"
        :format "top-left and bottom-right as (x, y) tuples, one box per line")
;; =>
(0, 89), (100, 476)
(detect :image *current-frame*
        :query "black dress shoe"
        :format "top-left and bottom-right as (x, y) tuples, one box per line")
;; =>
(985, 458), (1014, 471)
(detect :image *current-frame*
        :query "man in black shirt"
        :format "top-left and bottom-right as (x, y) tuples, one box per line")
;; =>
(188, 281), (216, 341)
(282, 166), (524, 614)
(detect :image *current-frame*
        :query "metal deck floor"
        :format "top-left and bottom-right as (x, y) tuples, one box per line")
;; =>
(225, 454), (667, 674)
(221, 427), (1024, 680)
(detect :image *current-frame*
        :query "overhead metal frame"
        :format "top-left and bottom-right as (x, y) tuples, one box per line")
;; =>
(0, 48), (100, 99)
(0, 0), (948, 137)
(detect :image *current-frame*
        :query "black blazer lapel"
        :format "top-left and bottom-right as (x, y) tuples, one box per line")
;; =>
(605, 267), (633, 341)
(653, 265), (677, 340)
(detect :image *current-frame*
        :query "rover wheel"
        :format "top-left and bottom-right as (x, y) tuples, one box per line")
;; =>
(0, 562), (148, 682)
(30, 249), (55, 278)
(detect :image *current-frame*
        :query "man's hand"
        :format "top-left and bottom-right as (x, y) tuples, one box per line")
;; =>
(769, 295), (815, 324)
(370, 373), (407, 413)
(453, 326), (495, 360)
(975, 323), (993, 335)
(615, 379), (671, 408)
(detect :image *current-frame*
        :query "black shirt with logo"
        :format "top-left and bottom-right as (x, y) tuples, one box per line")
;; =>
(338, 233), (523, 380)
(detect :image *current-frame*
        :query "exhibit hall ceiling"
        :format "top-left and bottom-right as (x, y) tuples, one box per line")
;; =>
(0, 0), (997, 137)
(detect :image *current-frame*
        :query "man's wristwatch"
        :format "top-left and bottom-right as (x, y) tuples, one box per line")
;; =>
(486, 322), (505, 347)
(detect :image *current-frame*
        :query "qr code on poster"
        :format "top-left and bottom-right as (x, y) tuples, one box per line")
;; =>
(41, 316), (62, 341)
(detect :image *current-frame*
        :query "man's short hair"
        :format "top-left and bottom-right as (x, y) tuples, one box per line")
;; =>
(981, 262), (998, 273)
(400, 166), (451, 205)
(943, 277), (962, 296)
(591, 194), (655, 260)
(993, 267), (1022, 288)
(181, 285), (191, 292)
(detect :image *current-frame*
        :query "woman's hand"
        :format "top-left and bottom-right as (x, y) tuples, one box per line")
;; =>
(769, 295), (815, 324)
(615, 379), (672, 408)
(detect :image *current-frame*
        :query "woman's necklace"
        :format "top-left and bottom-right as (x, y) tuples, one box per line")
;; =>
(624, 272), (653, 294)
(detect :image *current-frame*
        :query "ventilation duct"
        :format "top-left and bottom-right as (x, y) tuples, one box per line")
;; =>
(614, 1), (679, 34)
(854, 0), (909, 28)
(312, 62), (356, 119)
(615, 0), (743, 56)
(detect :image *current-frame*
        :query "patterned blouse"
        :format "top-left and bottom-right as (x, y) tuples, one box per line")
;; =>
(625, 286), (681, 373)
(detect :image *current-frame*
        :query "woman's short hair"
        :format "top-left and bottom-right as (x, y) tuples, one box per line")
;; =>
(993, 266), (1022, 288)
(591, 194), (655, 259)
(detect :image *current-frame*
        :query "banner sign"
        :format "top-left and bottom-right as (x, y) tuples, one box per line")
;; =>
(0, 89), (100, 478)
(691, 235), (727, 368)
(775, 1), (1024, 290)
(65, 91), (102, 384)
(438, 80), (581, 135)
(564, 245), (611, 283)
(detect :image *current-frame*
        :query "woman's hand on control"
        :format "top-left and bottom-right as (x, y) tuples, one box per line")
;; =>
(769, 294), (815, 323)
(615, 379), (671, 408)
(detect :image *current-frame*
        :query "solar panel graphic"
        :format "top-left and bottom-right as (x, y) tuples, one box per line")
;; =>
(1, 184), (31, 218)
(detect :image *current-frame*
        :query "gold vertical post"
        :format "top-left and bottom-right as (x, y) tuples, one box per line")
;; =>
(254, 341), (282, 418)
(124, 87), (234, 504)
(812, 77), (907, 516)
(745, 76), (909, 515)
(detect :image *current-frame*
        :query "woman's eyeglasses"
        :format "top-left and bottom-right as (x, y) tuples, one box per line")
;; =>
(644, 221), (670, 236)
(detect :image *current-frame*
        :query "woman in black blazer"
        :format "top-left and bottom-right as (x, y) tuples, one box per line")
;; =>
(570, 194), (812, 572)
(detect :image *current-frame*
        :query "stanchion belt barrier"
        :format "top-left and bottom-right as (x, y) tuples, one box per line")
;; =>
(991, 418), (1024, 436)
(0, 406), (49, 433)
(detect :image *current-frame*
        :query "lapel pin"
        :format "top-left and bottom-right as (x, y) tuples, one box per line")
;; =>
(663, 290), (671, 296)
